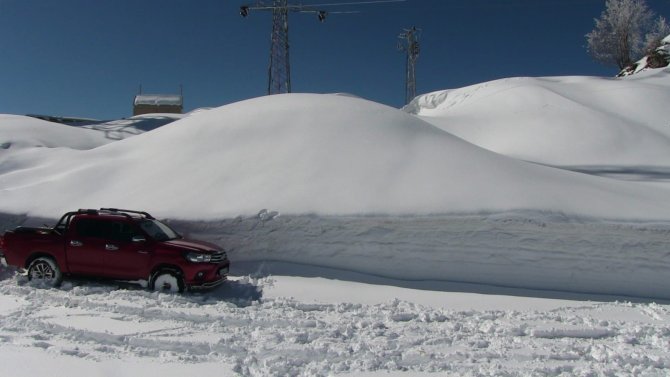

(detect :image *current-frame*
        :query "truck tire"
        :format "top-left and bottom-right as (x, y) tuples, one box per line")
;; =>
(149, 269), (185, 293)
(27, 257), (63, 287)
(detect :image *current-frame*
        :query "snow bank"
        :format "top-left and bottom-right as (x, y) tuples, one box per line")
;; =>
(405, 73), (670, 167)
(2, 94), (670, 220)
(167, 211), (670, 300)
(0, 114), (110, 150)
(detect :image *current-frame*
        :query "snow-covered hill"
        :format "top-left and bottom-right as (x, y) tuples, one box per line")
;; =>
(0, 114), (112, 149)
(2, 93), (670, 220)
(405, 68), (670, 168)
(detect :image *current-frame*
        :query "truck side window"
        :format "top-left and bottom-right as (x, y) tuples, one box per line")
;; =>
(107, 221), (138, 242)
(76, 219), (107, 239)
(75, 219), (139, 242)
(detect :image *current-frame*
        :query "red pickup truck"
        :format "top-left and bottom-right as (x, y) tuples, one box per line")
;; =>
(0, 208), (229, 293)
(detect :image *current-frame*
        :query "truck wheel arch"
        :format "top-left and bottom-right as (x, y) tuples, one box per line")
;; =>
(25, 252), (58, 269)
(149, 264), (184, 278)
(149, 264), (185, 293)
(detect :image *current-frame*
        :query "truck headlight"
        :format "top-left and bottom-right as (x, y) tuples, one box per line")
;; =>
(185, 252), (212, 263)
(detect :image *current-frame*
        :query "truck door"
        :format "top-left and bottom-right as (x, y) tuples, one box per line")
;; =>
(102, 220), (152, 279)
(66, 218), (110, 276)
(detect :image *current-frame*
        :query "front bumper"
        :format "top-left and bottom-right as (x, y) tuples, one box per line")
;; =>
(184, 261), (230, 290)
(189, 277), (226, 290)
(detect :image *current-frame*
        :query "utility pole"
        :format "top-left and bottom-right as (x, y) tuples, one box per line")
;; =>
(241, 0), (406, 95)
(241, 0), (330, 95)
(398, 26), (420, 105)
(267, 0), (291, 94)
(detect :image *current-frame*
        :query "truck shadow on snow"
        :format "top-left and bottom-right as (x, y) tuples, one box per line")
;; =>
(196, 278), (263, 306)
(98, 278), (263, 307)
(1, 271), (263, 307)
(78, 278), (263, 307)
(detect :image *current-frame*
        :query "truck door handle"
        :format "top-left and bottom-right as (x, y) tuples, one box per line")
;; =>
(70, 240), (83, 247)
(105, 244), (119, 251)
(137, 250), (149, 254)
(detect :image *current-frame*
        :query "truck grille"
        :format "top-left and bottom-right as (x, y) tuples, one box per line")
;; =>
(210, 251), (227, 263)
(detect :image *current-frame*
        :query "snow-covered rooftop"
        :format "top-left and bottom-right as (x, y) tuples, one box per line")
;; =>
(133, 94), (182, 106)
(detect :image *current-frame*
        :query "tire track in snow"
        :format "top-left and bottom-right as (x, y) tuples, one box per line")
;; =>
(1, 277), (670, 376)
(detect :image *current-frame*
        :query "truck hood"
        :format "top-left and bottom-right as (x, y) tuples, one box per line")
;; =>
(162, 239), (222, 253)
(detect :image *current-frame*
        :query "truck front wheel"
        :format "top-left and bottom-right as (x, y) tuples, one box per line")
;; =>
(149, 269), (185, 293)
(27, 257), (63, 287)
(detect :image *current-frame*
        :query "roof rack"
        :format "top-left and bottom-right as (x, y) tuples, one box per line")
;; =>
(74, 208), (155, 220)
(100, 208), (155, 219)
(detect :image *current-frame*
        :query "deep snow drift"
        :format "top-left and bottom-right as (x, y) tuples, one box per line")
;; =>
(405, 68), (670, 168)
(2, 93), (670, 220)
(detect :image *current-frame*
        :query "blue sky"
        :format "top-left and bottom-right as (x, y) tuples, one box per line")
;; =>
(0, 0), (669, 120)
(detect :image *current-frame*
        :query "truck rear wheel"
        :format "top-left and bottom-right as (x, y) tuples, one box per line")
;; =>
(150, 269), (185, 293)
(27, 257), (63, 287)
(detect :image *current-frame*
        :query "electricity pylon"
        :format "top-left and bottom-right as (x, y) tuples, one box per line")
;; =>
(398, 26), (420, 105)
(240, 0), (406, 95)
(242, 0), (293, 94)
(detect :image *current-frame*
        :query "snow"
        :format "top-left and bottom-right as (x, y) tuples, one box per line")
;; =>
(80, 113), (185, 140)
(2, 70), (670, 375)
(3, 93), (670, 220)
(405, 72), (670, 168)
(0, 114), (112, 150)
(0, 273), (669, 376)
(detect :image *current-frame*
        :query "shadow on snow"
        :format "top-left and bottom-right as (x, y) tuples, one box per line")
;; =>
(233, 260), (670, 305)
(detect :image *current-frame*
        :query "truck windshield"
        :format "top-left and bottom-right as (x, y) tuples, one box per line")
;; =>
(139, 219), (180, 241)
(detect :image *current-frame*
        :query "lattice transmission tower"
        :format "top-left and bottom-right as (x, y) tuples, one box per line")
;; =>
(398, 26), (420, 105)
(241, 0), (406, 95)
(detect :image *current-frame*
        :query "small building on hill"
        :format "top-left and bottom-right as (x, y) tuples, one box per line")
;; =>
(133, 94), (183, 115)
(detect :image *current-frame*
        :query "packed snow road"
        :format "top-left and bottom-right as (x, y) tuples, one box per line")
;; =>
(0, 273), (669, 376)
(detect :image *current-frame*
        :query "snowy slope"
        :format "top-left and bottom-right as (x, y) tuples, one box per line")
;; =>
(405, 68), (670, 167)
(0, 112), (186, 152)
(0, 114), (112, 150)
(80, 112), (185, 141)
(2, 93), (670, 220)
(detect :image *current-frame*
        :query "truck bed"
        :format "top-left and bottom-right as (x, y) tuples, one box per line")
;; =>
(2, 227), (64, 269)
